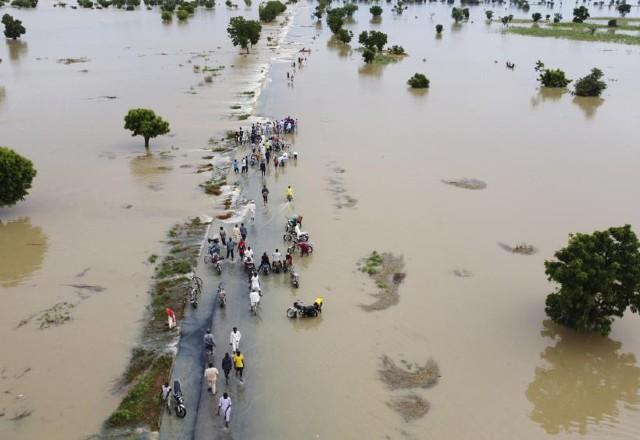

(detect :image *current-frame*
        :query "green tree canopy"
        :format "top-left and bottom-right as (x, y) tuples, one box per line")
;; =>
(572, 6), (589, 23)
(2, 14), (26, 40)
(544, 225), (640, 336)
(369, 5), (382, 17)
(327, 11), (344, 34)
(227, 16), (261, 53)
(336, 28), (352, 44)
(574, 68), (606, 97)
(451, 7), (464, 23)
(0, 147), (37, 207)
(358, 30), (387, 51)
(534, 60), (571, 88)
(123, 109), (170, 150)
(407, 73), (429, 89)
(258, 0), (286, 22)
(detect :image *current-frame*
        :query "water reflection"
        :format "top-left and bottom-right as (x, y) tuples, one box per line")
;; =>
(526, 321), (640, 435)
(358, 62), (385, 77)
(7, 40), (28, 62)
(128, 152), (174, 179)
(573, 96), (604, 119)
(0, 217), (48, 288)
(326, 37), (351, 58)
(530, 87), (567, 108)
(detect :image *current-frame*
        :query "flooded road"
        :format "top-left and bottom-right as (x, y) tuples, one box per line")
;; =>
(2, 1), (640, 439)
(0, 3), (296, 439)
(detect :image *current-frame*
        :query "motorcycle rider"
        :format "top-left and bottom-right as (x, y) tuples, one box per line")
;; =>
(249, 289), (261, 312)
(244, 246), (254, 262)
(294, 223), (307, 241)
(272, 248), (282, 271)
(259, 252), (270, 272)
(208, 238), (221, 257)
(250, 272), (261, 292)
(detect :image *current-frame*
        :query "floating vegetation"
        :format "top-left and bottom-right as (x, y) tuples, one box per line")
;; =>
(388, 394), (430, 422)
(326, 163), (358, 210)
(16, 302), (76, 330)
(498, 242), (538, 255)
(441, 178), (487, 190)
(507, 25), (640, 46)
(358, 251), (406, 311)
(453, 268), (473, 277)
(57, 57), (90, 64)
(379, 355), (440, 390)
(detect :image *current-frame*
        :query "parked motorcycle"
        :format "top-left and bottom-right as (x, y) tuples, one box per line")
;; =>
(187, 277), (200, 308)
(287, 298), (323, 318)
(217, 282), (226, 308)
(172, 380), (187, 418)
(283, 231), (309, 242)
(204, 253), (223, 275)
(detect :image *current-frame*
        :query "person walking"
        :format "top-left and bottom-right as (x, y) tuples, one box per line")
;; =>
(217, 392), (232, 428)
(260, 160), (266, 176)
(233, 350), (245, 381)
(166, 307), (177, 329)
(232, 224), (242, 243)
(219, 226), (227, 245)
(204, 363), (219, 395)
(222, 353), (232, 385)
(240, 223), (247, 241)
(261, 185), (269, 205)
(238, 239), (246, 261)
(226, 237), (235, 261)
(233, 159), (239, 174)
(229, 327), (241, 352)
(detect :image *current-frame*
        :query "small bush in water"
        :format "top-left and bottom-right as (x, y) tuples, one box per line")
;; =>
(407, 73), (429, 89)
(574, 68), (606, 97)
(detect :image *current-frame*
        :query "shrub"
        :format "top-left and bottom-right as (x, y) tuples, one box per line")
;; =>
(161, 10), (172, 20)
(534, 60), (571, 88)
(336, 28), (352, 44)
(435, 23), (443, 34)
(572, 6), (589, 23)
(574, 68), (606, 97)
(176, 8), (188, 19)
(362, 47), (375, 63)
(2, 14), (26, 39)
(0, 147), (37, 207)
(370, 5), (382, 17)
(607, 19), (617, 27)
(485, 10), (493, 20)
(407, 73), (429, 89)
(388, 45), (405, 55)
(532, 12), (541, 22)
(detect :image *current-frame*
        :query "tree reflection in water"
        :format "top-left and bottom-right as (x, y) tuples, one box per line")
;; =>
(526, 320), (640, 434)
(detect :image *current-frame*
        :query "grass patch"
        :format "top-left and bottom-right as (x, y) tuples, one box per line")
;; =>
(590, 16), (640, 22)
(388, 394), (430, 422)
(550, 21), (640, 31)
(230, 104), (241, 110)
(121, 347), (157, 385)
(106, 354), (172, 430)
(238, 113), (250, 120)
(241, 90), (255, 96)
(155, 256), (192, 279)
(373, 52), (405, 65)
(507, 25), (640, 45)
(216, 212), (233, 220)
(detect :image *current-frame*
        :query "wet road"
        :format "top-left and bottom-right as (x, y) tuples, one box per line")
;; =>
(160, 141), (303, 440)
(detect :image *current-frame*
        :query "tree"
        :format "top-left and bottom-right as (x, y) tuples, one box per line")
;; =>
(617, 3), (631, 17)
(608, 19), (617, 27)
(358, 30), (387, 51)
(258, 0), (286, 22)
(544, 225), (640, 336)
(227, 16), (261, 53)
(176, 8), (188, 20)
(336, 28), (352, 44)
(124, 109), (170, 150)
(532, 12), (542, 22)
(327, 11), (344, 34)
(534, 60), (571, 88)
(451, 7), (464, 23)
(553, 12), (562, 23)
(2, 14), (26, 40)
(485, 10), (493, 20)
(362, 47), (375, 63)
(574, 68), (606, 97)
(161, 10), (172, 21)
(370, 5), (382, 17)
(0, 147), (37, 207)
(435, 23), (443, 34)
(572, 6), (589, 23)
(407, 73), (429, 89)
(462, 7), (470, 20)
(342, 3), (357, 17)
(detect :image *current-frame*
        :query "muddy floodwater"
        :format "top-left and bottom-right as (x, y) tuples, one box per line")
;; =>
(2, 1), (640, 439)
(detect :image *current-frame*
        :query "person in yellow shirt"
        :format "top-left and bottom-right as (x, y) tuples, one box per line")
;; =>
(286, 185), (294, 202)
(233, 350), (245, 381)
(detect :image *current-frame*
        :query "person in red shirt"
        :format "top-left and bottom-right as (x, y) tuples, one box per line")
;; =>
(238, 240), (246, 261)
(166, 307), (176, 329)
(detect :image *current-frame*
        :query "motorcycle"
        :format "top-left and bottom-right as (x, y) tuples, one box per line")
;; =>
(204, 253), (223, 275)
(187, 279), (200, 308)
(287, 241), (314, 256)
(271, 260), (283, 274)
(244, 260), (256, 274)
(283, 231), (309, 242)
(217, 283), (226, 308)
(290, 269), (300, 288)
(287, 298), (323, 318)
(172, 380), (187, 418)
(260, 262), (271, 275)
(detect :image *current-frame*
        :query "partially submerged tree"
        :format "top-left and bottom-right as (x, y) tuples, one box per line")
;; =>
(0, 146), (37, 207)
(617, 3), (631, 17)
(574, 68), (606, 97)
(451, 7), (464, 23)
(532, 12), (542, 22)
(124, 109), (170, 150)
(407, 73), (429, 89)
(336, 28), (353, 44)
(362, 47), (375, 63)
(359, 30), (387, 51)
(2, 14), (26, 40)
(572, 6), (589, 23)
(485, 10), (493, 20)
(435, 23), (443, 34)
(327, 9), (344, 34)
(534, 60), (571, 88)
(553, 13), (562, 23)
(342, 3), (357, 17)
(544, 225), (640, 336)
(258, 0), (286, 23)
(370, 5), (383, 17)
(227, 16), (261, 53)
